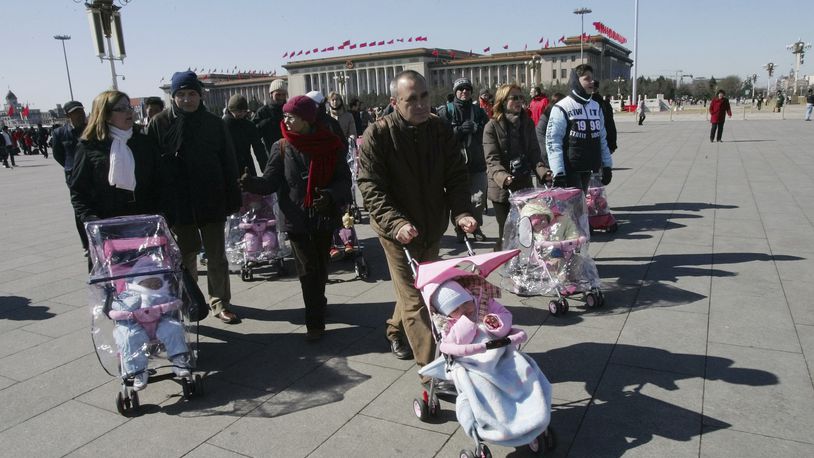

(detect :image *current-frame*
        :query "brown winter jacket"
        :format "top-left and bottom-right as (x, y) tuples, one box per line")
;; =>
(358, 111), (472, 246)
(484, 112), (549, 203)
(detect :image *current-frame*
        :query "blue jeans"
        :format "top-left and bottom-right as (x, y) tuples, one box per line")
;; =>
(805, 104), (813, 121)
(114, 318), (188, 376)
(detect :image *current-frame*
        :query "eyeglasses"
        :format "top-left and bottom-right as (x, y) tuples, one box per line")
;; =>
(508, 95), (525, 102)
(283, 114), (298, 121)
(112, 105), (134, 113)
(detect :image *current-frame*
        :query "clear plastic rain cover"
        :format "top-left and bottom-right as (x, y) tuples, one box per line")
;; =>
(225, 192), (285, 266)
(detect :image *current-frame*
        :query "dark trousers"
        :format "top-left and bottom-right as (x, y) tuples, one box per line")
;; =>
(566, 170), (592, 193)
(710, 122), (725, 142)
(288, 231), (333, 332)
(65, 171), (89, 250)
(638, 113), (646, 125)
(492, 200), (511, 251)
(0, 147), (9, 168)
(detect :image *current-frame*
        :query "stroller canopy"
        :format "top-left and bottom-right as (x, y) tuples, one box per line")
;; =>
(415, 249), (519, 307)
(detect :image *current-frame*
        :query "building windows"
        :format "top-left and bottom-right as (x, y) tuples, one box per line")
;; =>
(552, 69), (557, 79)
(571, 55), (576, 62)
(561, 68), (567, 79)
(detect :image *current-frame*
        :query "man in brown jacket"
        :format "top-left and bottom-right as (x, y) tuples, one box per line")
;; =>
(358, 70), (477, 377)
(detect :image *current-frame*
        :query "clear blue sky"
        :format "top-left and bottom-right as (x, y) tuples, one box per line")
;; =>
(3, 0), (811, 110)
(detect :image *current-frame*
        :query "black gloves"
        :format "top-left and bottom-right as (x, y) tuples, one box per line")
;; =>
(552, 174), (568, 188)
(601, 167), (612, 186)
(459, 120), (476, 134)
(312, 190), (334, 215)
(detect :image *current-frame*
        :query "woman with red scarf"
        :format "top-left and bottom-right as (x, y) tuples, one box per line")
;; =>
(240, 95), (352, 341)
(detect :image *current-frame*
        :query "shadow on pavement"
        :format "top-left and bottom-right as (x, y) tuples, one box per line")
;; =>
(613, 202), (739, 212)
(528, 343), (778, 456)
(0, 295), (56, 321)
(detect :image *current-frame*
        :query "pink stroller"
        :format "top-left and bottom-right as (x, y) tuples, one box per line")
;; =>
(86, 215), (204, 416)
(586, 174), (618, 233)
(501, 187), (605, 315)
(406, 244), (556, 457)
(225, 192), (288, 281)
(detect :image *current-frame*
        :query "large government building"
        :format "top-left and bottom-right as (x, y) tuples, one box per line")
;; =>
(162, 35), (631, 111)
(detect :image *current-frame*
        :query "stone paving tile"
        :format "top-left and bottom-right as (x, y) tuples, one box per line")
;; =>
(0, 374), (16, 390)
(0, 400), (125, 457)
(0, 354), (109, 433)
(0, 328), (92, 381)
(186, 443), (253, 458)
(311, 414), (450, 458)
(612, 308), (709, 376)
(21, 304), (92, 338)
(708, 292), (800, 353)
(703, 342), (814, 444)
(209, 358), (402, 457)
(569, 363), (705, 457)
(781, 279), (814, 326)
(700, 428), (814, 457)
(0, 328), (53, 360)
(794, 324), (814, 395)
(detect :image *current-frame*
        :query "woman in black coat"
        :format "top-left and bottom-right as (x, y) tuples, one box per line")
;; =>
(69, 90), (161, 225)
(241, 95), (351, 341)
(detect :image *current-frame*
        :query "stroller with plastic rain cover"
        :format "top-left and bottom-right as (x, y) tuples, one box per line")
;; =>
(586, 173), (618, 234)
(87, 215), (204, 416)
(407, 242), (556, 457)
(225, 192), (288, 281)
(501, 187), (604, 316)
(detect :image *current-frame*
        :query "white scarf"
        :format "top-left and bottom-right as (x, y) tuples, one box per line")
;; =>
(108, 125), (136, 191)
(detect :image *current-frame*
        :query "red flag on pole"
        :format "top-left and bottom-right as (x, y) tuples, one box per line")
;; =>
(503, 44), (509, 50)
(416, 36), (427, 42)
(387, 39), (394, 44)
(539, 36), (544, 44)
(483, 46), (490, 53)
(326, 46), (335, 51)
(296, 50), (303, 56)
(558, 35), (566, 44)
(377, 41), (385, 46)
(7, 105), (14, 117)
(342, 39), (351, 46)
(306, 50), (311, 55)
(397, 38), (404, 42)
(369, 41), (376, 46)
(431, 49), (439, 57)
(282, 52), (288, 58)
(408, 37), (413, 42)
(350, 44), (357, 49)
(316, 48), (321, 53)
(545, 39), (549, 48)
(22, 105), (30, 118)
(524, 44), (527, 51)
(359, 42), (367, 48)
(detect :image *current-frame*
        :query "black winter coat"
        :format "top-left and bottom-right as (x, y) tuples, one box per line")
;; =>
(147, 105), (241, 226)
(243, 133), (352, 235)
(69, 135), (162, 223)
(254, 103), (284, 154)
(437, 99), (488, 173)
(223, 113), (268, 176)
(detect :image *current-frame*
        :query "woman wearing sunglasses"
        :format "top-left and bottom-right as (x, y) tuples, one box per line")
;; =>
(483, 84), (551, 250)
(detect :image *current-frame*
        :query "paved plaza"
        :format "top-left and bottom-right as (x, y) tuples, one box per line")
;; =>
(1, 107), (814, 457)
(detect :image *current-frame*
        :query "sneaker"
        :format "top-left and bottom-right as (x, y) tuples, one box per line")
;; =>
(133, 371), (149, 391)
(329, 247), (343, 260)
(170, 356), (191, 377)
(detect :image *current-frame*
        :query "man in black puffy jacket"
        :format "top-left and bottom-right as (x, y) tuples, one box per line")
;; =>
(253, 79), (288, 155)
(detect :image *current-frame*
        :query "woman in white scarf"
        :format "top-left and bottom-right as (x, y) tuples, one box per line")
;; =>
(68, 90), (162, 229)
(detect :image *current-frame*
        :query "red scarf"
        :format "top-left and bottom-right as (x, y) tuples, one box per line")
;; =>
(280, 121), (342, 207)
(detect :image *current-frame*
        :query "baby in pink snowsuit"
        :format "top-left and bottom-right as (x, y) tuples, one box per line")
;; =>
(433, 280), (513, 356)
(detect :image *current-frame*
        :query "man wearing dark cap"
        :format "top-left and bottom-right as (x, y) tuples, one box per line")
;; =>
(436, 77), (488, 242)
(224, 93), (267, 175)
(148, 71), (242, 324)
(52, 100), (88, 250)
(143, 96), (165, 128)
(254, 79), (288, 156)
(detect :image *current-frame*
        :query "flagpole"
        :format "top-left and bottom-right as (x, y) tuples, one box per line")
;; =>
(631, 0), (639, 108)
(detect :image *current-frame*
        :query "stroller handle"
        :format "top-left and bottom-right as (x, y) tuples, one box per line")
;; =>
(484, 337), (511, 350)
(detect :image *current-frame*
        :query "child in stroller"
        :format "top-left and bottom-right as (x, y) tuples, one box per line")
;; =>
(586, 173), (618, 233)
(413, 249), (554, 456)
(226, 192), (287, 281)
(109, 256), (190, 391)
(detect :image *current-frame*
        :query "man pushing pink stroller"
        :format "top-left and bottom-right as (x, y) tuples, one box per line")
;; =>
(410, 248), (555, 457)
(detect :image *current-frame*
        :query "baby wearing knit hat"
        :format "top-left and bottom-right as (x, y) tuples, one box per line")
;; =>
(432, 280), (502, 335)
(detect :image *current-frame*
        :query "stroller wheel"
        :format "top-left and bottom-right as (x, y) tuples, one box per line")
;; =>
(558, 298), (569, 315)
(476, 443), (492, 458)
(413, 397), (429, 421)
(181, 378), (192, 400)
(459, 450), (475, 458)
(544, 426), (558, 451)
(193, 374), (204, 396)
(609, 222), (619, 233)
(130, 390), (140, 410)
(240, 268), (253, 282)
(548, 300), (560, 316)
(115, 391), (127, 416)
(585, 292), (598, 308)
(355, 257), (369, 280)
(276, 259), (288, 277)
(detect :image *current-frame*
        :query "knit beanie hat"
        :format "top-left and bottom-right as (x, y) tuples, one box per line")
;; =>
(283, 95), (317, 123)
(171, 71), (203, 97)
(228, 94), (248, 111)
(453, 77), (473, 92)
(432, 280), (473, 316)
(305, 90), (325, 106)
(269, 79), (288, 94)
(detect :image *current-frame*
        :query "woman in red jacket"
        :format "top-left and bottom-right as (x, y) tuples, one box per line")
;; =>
(709, 89), (732, 143)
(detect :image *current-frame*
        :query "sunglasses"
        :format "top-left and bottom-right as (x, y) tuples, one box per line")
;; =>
(508, 95), (525, 102)
(112, 105), (134, 113)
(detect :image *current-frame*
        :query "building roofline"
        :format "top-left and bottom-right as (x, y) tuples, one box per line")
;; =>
(282, 47), (473, 69)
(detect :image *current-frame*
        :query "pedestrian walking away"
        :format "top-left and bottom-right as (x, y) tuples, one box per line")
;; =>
(52, 101), (88, 249)
(224, 94), (268, 175)
(709, 89), (732, 142)
(637, 98), (646, 125)
(148, 71), (242, 325)
(240, 95), (352, 341)
(805, 89), (813, 121)
(358, 70), (476, 377)
(545, 64), (613, 193)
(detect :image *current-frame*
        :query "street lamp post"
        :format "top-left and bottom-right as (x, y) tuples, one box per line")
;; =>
(614, 76), (625, 98)
(526, 55), (542, 88)
(333, 73), (351, 98)
(573, 7), (592, 61)
(54, 35), (74, 100)
(786, 39), (812, 95)
(765, 62), (775, 95)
